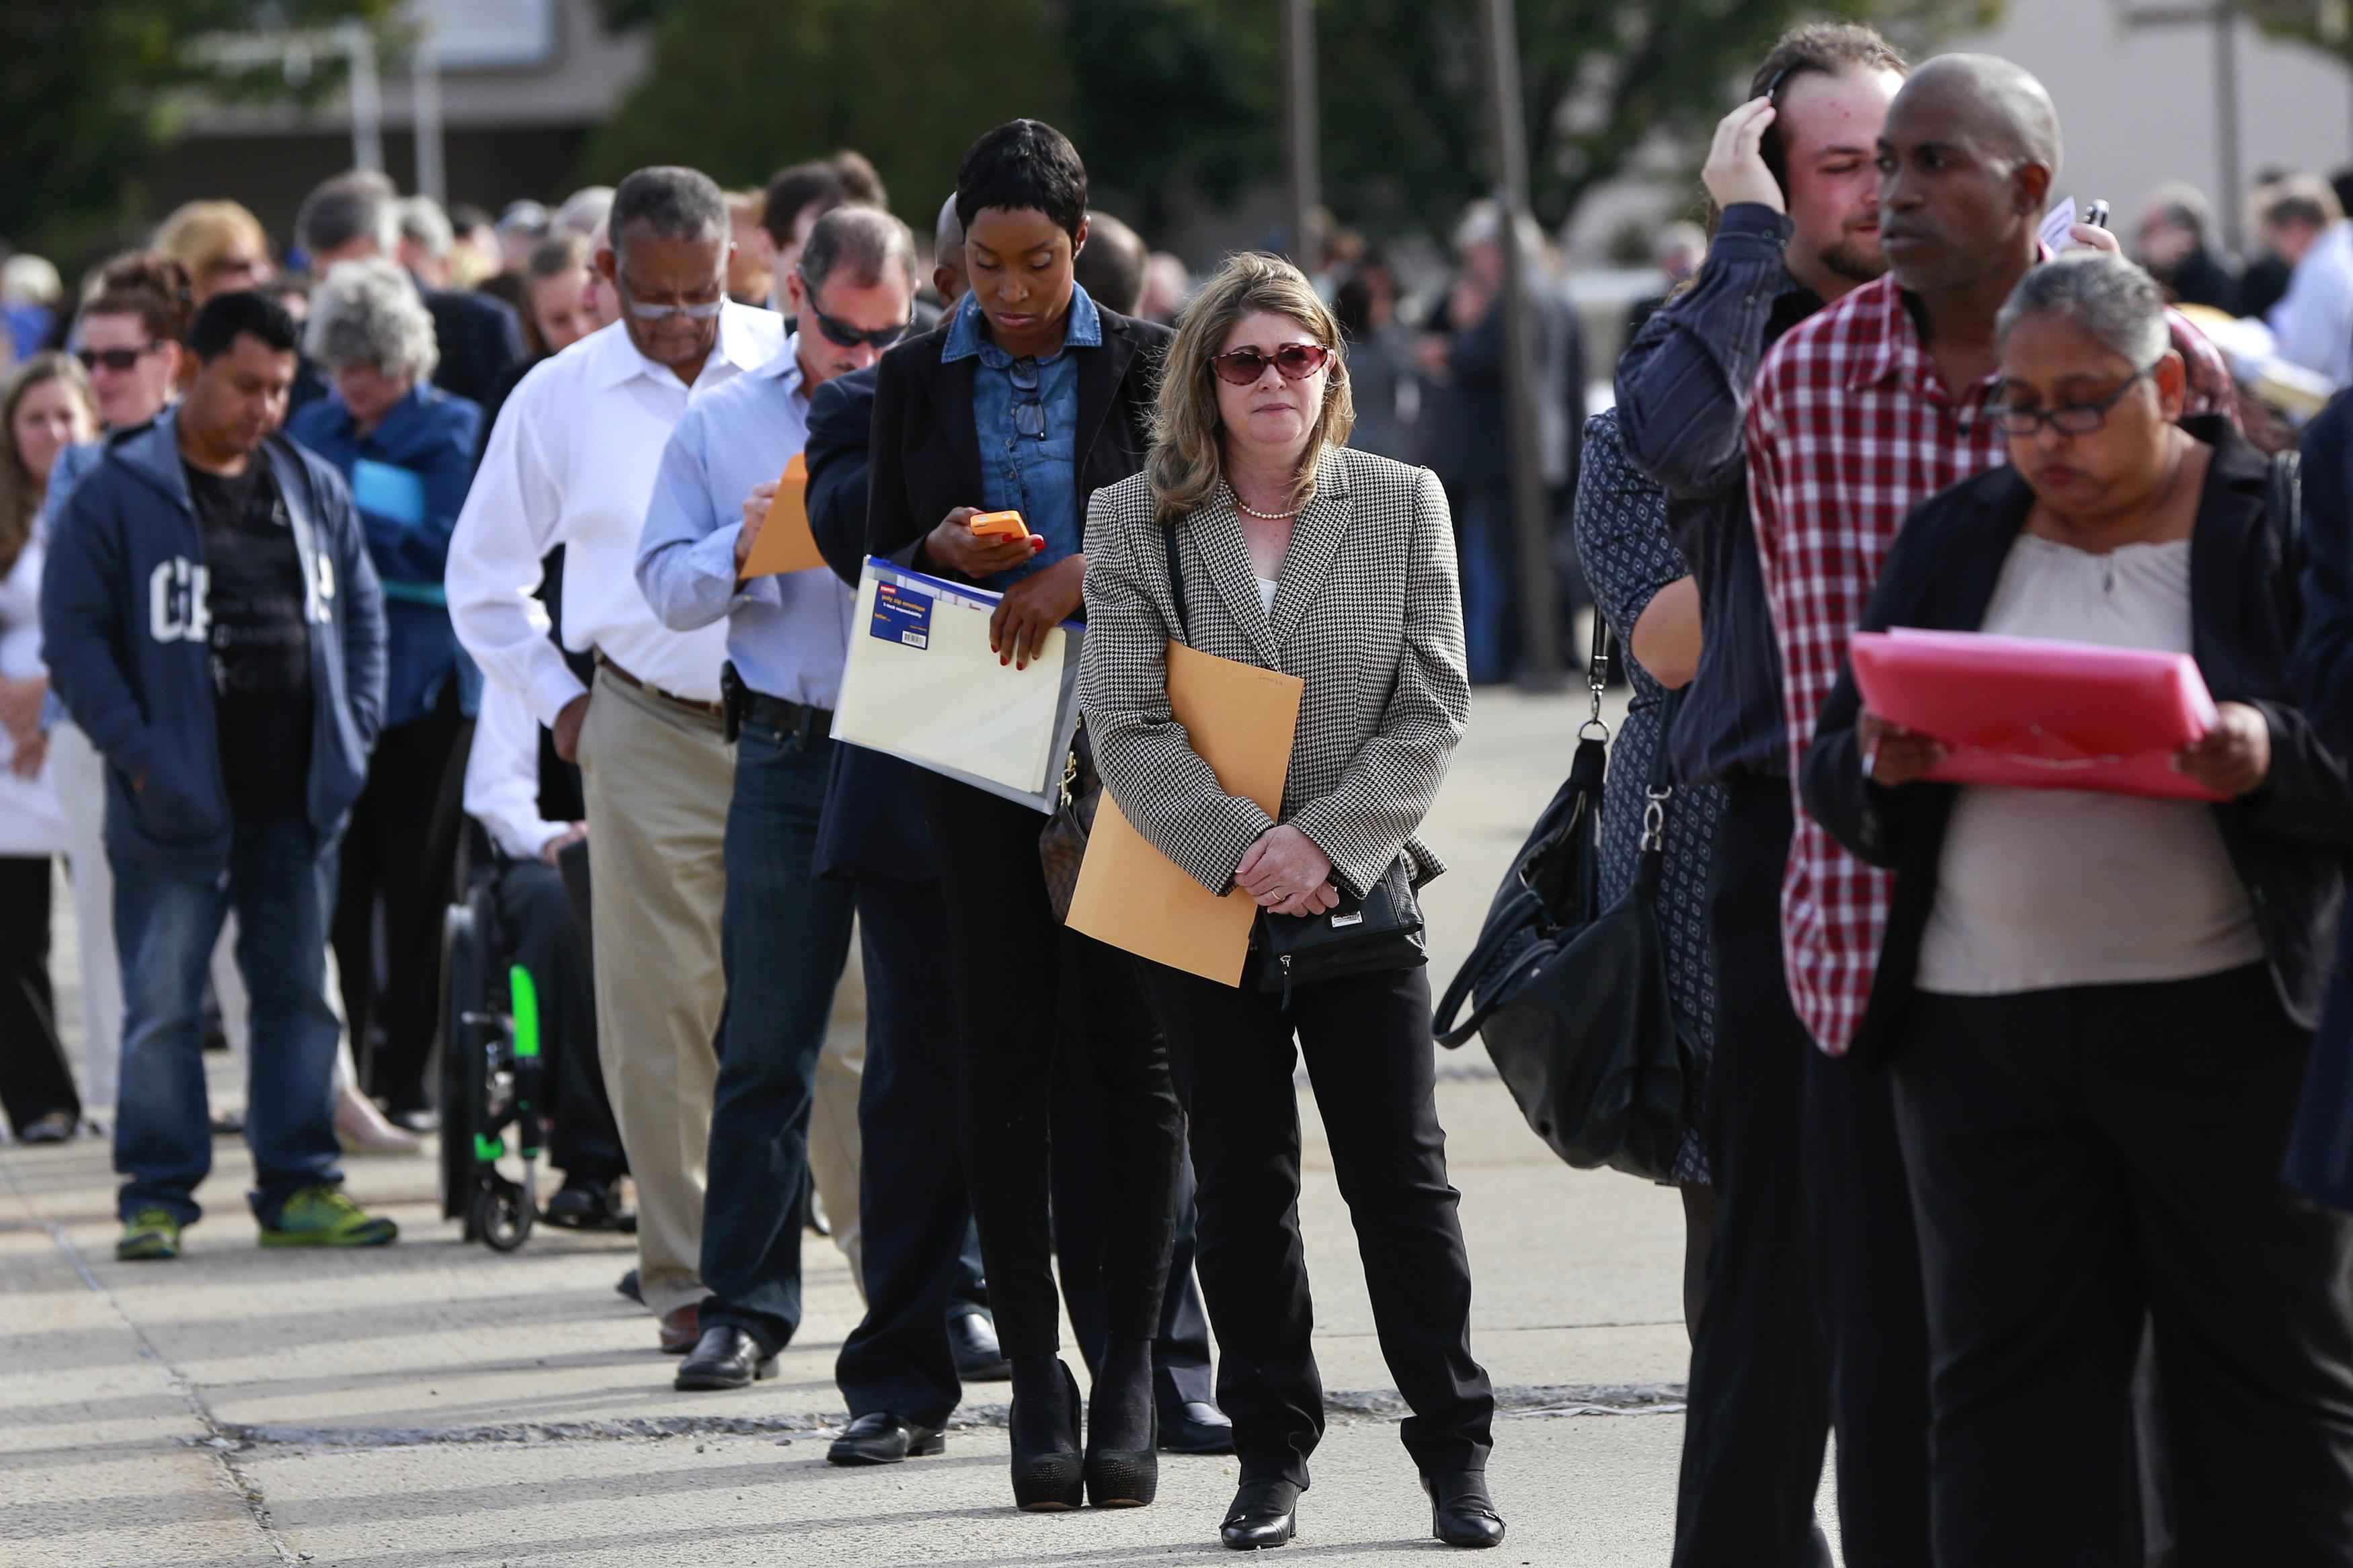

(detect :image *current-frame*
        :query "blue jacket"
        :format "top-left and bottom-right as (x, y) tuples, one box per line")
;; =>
(287, 382), (480, 727)
(40, 409), (387, 878)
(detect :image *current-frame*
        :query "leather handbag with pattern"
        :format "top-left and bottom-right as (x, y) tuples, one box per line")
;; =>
(1429, 620), (1693, 1182)
(1039, 721), (1100, 923)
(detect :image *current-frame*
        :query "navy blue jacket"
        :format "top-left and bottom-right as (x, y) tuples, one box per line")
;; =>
(803, 364), (938, 883)
(288, 382), (481, 727)
(424, 286), (527, 407)
(40, 410), (387, 878)
(1614, 202), (1821, 784)
(1804, 417), (2353, 1062)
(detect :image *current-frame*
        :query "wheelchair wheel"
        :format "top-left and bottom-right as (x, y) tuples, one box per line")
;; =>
(438, 899), (486, 1228)
(473, 1173), (533, 1251)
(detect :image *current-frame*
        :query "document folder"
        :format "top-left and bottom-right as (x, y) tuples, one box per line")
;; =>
(1847, 628), (2225, 801)
(740, 453), (828, 578)
(832, 558), (1083, 813)
(1065, 643), (1305, 986)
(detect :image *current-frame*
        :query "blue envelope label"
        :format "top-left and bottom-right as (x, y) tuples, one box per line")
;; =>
(870, 581), (932, 649)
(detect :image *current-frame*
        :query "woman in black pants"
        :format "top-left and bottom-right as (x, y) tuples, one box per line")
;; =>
(1082, 252), (1501, 1552)
(864, 120), (1181, 1512)
(1806, 253), (2353, 1566)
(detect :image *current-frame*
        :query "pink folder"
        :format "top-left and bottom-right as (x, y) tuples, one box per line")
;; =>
(1846, 628), (2225, 800)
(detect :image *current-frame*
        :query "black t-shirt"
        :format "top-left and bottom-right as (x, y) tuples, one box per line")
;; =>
(184, 459), (313, 820)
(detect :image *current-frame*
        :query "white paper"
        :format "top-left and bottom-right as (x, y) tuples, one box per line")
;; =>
(831, 559), (1083, 811)
(2040, 194), (2081, 253)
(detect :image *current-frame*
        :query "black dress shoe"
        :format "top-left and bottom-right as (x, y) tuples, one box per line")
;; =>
(673, 1325), (776, 1390)
(1423, 1471), (1505, 1549)
(828, 1411), (945, 1465)
(546, 1176), (628, 1231)
(1008, 1358), (1084, 1512)
(949, 1309), (1012, 1382)
(1158, 1397), (1235, 1455)
(617, 1268), (643, 1305)
(1220, 1477), (1300, 1550)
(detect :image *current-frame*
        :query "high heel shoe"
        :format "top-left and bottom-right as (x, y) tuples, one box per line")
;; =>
(1008, 1358), (1084, 1512)
(335, 1084), (423, 1155)
(1083, 1405), (1157, 1508)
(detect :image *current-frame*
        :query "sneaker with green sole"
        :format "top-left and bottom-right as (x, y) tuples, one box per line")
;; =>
(259, 1185), (398, 1248)
(117, 1208), (183, 1261)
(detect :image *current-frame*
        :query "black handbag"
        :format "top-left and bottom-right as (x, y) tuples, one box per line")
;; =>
(1256, 856), (1427, 1004)
(1429, 620), (1693, 1182)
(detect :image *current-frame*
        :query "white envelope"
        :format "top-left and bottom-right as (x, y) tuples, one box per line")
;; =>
(831, 558), (1083, 812)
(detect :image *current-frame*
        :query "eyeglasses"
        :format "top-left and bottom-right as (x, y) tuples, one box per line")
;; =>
(615, 272), (725, 323)
(76, 343), (166, 374)
(1207, 342), (1333, 386)
(797, 271), (912, 349)
(1008, 356), (1047, 441)
(1989, 364), (2155, 438)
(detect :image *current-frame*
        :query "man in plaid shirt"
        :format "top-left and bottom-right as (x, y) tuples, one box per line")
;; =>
(1749, 57), (2237, 1059)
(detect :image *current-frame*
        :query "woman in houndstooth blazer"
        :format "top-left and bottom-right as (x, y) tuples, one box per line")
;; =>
(1080, 253), (1503, 1553)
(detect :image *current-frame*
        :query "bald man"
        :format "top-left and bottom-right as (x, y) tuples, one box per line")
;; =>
(1749, 53), (2239, 1565)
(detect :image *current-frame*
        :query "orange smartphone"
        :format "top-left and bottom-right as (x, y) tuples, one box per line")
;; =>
(969, 509), (1030, 540)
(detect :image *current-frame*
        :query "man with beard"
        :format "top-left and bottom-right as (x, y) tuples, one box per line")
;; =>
(1614, 24), (1909, 1567)
(1743, 52), (2235, 1563)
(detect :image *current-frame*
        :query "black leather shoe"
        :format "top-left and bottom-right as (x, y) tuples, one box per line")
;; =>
(546, 1176), (628, 1231)
(1423, 1471), (1505, 1549)
(1008, 1359), (1084, 1512)
(672, 1326), (777, 1391)
(1220, 1477), (1300, 1550)
(1158, 1397), (1234, 1455)
(949, 1309), (1012, 1382)
(828, 1411), (945, 1465)
(616, 1268), (643, 1305)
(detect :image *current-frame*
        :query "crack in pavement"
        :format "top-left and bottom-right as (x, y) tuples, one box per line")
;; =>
(196, 1383), (1687, 1454)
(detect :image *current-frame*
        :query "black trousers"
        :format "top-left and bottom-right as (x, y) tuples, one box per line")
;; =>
(1895, 964), (2353, 1567)
(1051, 957), (1215, 1407)
(0, 856), (77, 1134)
(1148, 958), (1494, 1488)
(836, 873), (974, 1428)
(491, 858), (623, 1184)
(333, 686), (471, 1114)
(915, 772), (1181, 1363)
(1673, 776), (1832, 1567)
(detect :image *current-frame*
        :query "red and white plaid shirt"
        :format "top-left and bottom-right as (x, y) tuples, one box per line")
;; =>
(1746, 272), (2236, 1055)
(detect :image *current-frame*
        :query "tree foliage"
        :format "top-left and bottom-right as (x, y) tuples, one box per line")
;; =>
(0, 1), (395, 259)
(2245, 1), (2353, 69)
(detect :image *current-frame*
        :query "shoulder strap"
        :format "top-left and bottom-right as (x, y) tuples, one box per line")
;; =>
(2268, 448), (2305, 584)
(1162, 521), (1189, 645)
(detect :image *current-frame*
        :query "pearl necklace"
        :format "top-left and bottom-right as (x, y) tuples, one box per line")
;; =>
(1228, 485), (1302, 521)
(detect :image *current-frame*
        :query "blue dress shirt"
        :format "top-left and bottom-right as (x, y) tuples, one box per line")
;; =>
(634, 339), (855, 708)
(286, 382), (482, 727)
(940, 282), (1101, 589)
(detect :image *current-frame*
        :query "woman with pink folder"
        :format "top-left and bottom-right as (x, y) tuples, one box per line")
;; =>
(1804, 252), (2353, 1565)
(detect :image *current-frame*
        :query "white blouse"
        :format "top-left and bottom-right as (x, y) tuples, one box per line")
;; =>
(0, 532), (66, 856)
(1915, 533), (2264, 996)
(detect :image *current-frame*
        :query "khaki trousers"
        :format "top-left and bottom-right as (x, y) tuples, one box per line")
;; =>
(576, 667), (730, 1320)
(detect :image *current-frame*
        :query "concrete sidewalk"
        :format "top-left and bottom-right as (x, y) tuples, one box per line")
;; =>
(1, 690), (1835, 1565)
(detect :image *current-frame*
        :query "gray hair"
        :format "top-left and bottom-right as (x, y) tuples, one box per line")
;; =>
(552, 185), (614, 239)
(305, 257), (439, 381)
(1995, 252), (2169, 368)
(610, 167), (727, 247)
(799, 206), (917, 296)
(397, 195), (453, 259)
(297, 171), (398, 259)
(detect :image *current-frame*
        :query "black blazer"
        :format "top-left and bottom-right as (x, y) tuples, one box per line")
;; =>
(426, 286), (528, 407)
(1804, 415), (2353, 1060)
(803, 362), (936, 883)
(864, 302), (1172, 575)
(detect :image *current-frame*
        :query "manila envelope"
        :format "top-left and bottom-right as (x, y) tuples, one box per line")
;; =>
(1066, 643), (1304, 986)
(741, 452), (828, 578)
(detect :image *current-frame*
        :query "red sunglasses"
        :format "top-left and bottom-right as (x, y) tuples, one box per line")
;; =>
(1208, 342), (1333, 386)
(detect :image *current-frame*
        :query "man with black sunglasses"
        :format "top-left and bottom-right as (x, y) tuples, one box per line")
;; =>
(634, 203), (916, 1395)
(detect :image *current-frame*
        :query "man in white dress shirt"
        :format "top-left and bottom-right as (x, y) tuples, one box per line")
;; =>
(447, 166), (784, 1351)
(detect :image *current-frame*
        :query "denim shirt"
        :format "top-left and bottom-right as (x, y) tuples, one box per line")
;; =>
(941, 282), (1101, 589)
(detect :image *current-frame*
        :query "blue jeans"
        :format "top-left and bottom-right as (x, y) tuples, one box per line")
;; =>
(1455, 483), (1517, 686)
(699, 718), (856, 1355)
(112, 818), (344, 1227)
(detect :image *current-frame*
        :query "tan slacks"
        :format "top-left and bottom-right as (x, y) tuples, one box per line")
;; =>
(576, 667), (731, 1320)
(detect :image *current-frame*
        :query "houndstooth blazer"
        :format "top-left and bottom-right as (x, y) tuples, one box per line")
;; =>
(1079, 443), (1470, 900)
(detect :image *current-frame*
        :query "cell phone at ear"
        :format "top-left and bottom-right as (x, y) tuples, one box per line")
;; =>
(970, 510), (1031, 540)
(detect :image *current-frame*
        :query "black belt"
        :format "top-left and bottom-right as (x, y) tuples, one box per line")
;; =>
(745, 691), (832, 736)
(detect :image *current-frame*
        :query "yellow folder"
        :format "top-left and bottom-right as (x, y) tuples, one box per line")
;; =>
(741, 452), (828, 578)
(1066, 643), (1304, 986)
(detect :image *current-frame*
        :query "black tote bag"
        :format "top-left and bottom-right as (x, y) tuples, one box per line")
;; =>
(1430, 623), (1692, 1182)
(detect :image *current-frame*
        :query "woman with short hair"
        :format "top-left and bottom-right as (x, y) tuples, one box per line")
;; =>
(288, 259), (481, 1130)
(154, 200), (273, 306)
(1080, 251), (1503, 1552)
(1806, 251), (2353, 1564)
(0, 353), (97, 1143)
